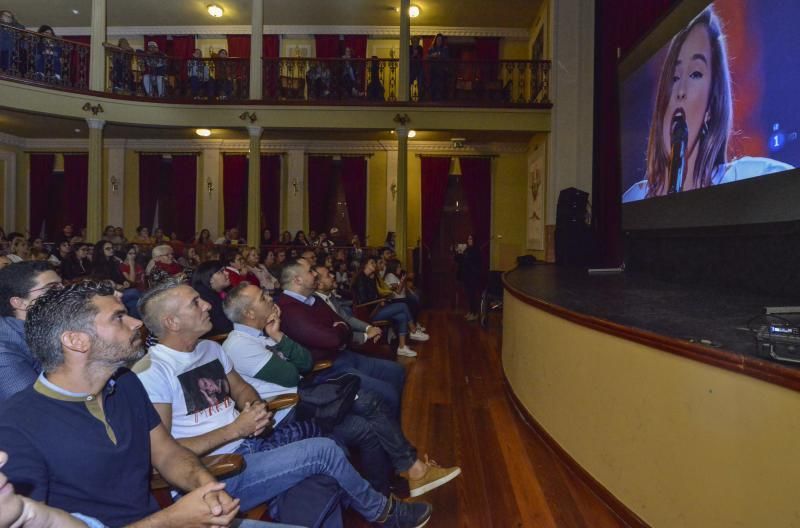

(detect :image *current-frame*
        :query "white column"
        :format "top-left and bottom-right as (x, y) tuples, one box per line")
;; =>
(249, 0), (263, 100)
(106, 143), (125, 227)
(201, 147), (221, 239)
(0, 151), (16, 231)
(398, 0), (411, 101)
(246, 126), (263, 247)
(89, 0), (107, 91)
(86, 118), (105, 241)
(385, 149), (398, 233)
(285, 149), (305, 233)
(546, 0), (595, 224)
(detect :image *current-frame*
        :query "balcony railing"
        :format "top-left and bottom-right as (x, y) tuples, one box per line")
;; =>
(105, 45), (249, 101)
(0, 24), (551, 107)
(263, 57), (550, 106)
(0, 24), (89, 90)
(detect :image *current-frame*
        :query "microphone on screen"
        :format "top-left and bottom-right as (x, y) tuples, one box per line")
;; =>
(667, 112), (688, 194)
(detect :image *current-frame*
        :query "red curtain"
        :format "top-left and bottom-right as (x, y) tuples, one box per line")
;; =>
(62, 35), (90, 88)
(260, 155), (281, 238)
(263, 36), (279, 58)
(593, 0), (676, 266)
(343, 35), (367, 91)
(62, 154), (88, 232)
(307, 156), (334, 233)
(226, 35), (251, 58)
(459, 157), (491, 279)
(422, 36), (434, 58)
(222, 154), (248, 236)
(29, 154), (54, 239)
(315, 35), (341, 59)
(170, 36), (196, 59)
(475, 37), (500, 80)
(139, 154), (162, 229)
(263, 35), (280, 99)
(420, 157), (451, 250)
(341, 157), (367, 241)
(168, 155), (197, 241)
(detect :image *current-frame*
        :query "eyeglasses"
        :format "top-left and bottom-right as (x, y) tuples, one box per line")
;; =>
(104, 247), (114, 251)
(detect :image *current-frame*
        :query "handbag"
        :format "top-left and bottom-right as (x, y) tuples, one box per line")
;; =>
(296, 374), (361, 432)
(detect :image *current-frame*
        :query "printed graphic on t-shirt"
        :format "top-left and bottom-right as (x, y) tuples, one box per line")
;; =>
(177, 360), (233, 416)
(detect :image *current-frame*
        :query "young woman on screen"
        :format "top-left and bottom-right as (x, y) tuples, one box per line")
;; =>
(623, 6), (792, 202)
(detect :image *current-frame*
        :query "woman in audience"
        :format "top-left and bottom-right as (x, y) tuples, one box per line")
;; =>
(349, 234), (364, 264)
(6, 237), (28, 263)
(33, 25), (62, 83)
(61, 243), (91, 280)
(221, 249), (248, 288)
(352, 257), (429, 357)
(177, 246), (201, 270)
(132, 225), (153, 244)
(279, 230), (292, 245)
(212, 48), (233, 100)
(91, 240), (142, 317)
(111, 226), (127, 247)
(261, 228), (274, 247)
(293, 230), (311, 247)
(152, 227), (169, 243)
(102, 225), (115, 242)
(119, 244), (146, 290)
(244, 246), (280, 292)
(236, 246), (262, 287)
(146, 244), (183, 285)
(193, 228), (212, 246)
(48, 240), (70, 268)
(190, 260), (233, 337)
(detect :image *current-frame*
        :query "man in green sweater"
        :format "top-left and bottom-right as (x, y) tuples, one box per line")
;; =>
(221, 282), (461, 498)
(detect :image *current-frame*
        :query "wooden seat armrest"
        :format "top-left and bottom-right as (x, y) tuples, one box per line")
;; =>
(265, 393), (299, 411)
(312, 360), (333, 372)
(370, 320), (391, 329)
(151, 454), (244, 491)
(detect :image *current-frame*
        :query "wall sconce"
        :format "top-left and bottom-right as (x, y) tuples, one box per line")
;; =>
(390, 182), (397, 201)
(239, 111), (258, 123)
(206, 177), (215, 194)
(110, 175), (119, 192)
(291, 178), (299, 196)
(392, 113), (411, 126)
(82, 102), (104, 115)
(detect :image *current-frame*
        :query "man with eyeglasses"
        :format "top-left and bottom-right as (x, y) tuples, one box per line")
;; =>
(0, 261), (62, 402)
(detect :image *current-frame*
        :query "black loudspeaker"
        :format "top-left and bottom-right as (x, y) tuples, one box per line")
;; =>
(555, 187), (591, 266)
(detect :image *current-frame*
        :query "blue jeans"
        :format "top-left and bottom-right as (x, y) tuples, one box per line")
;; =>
(372, 302), (412, 336)
(223, 437), (388, 522)
(322, 350), (405, 418)
(349, 389), (417, 473)
(330, 413), (393, 495)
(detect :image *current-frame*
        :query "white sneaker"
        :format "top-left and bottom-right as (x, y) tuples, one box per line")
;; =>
(397, 346), (417, 357)
(409, 330), (429, 342)
(417, 324), (427, 332)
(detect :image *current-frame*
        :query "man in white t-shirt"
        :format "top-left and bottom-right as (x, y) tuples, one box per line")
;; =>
(134, 278), (433, 528)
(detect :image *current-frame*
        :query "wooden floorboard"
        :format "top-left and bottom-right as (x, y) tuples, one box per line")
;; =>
(345, 308), (630, 528)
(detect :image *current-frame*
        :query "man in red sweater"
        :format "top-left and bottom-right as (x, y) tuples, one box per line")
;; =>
(275, 258), (405, 418)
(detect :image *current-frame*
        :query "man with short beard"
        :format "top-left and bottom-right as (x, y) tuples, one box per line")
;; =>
(0, 281), (274, 527)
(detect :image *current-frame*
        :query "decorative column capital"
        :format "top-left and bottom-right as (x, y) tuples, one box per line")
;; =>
(246, 126), (263, 138)
(86, 118), (106, 130)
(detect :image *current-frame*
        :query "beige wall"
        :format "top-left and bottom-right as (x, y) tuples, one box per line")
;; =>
(503, 293), (800, 527)
(366, 151), (388, 246)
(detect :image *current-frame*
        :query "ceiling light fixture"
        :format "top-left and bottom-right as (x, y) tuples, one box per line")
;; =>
(72, 9), (80, 15)
(409, 5), (421, 17)
(207, 4), (224, 17)
(195, 128), (212, 137)
(74, 128), (81, 133)
(408, 130), (417, 138)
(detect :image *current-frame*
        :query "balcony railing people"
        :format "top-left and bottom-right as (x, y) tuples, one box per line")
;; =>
(0, 17), (89, 90)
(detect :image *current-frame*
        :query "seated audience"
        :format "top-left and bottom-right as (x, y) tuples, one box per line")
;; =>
(48, 240), (70, 268)
(0, 261), (61, 402)
(120, 244), (146, 290)
(61, 243), (90, 280)
(276, 258), (406, 416)
(146, 244), (184, 285)
(135, 279), (433, 527)
(191, 260), (234, 338)
(293, 230), (311, 247)
(132, 225), (154, 244)
(223, 282), (462, 497)
(352, 258), (429, 357)
(243, 246), (279, 291)
(261, 228), (274, 247)
(6, 236), (28, 263)
(91, 240), (141, 318)
(256, 250), (281, 293)
(0, 281), (276, 527)
(222, 249), (250, 288)
(216, 227), (245, 246)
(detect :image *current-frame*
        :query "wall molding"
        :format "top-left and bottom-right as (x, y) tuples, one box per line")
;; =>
(53, 25), (530, 40)
(0, 133), (529, 155)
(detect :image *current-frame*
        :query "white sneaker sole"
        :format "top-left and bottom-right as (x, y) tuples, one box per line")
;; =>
(409, 467), (462, 497)
(397, 348), (417, 357)
(409, 334), (429, 342)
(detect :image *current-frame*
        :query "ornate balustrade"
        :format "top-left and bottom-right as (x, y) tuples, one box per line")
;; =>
(0, 25), (89, 90)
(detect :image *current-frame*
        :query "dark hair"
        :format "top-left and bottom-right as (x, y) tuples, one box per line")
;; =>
(0, 261), (55, 317)
(37, 25), (55, 35)
(25, 280), (115, 372)
(191, 260), (223, 291)
(385, 259), (402, 277)
(136, 225), (148, 235)
(221, 249), (240, 268)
